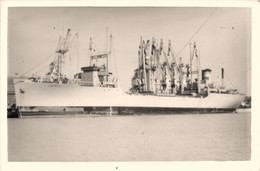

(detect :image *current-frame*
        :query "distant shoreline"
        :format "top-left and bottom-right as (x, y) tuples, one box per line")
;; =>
(236, 108), (251, 113)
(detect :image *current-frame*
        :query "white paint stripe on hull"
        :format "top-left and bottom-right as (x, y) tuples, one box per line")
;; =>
(13, 79), (244, 110)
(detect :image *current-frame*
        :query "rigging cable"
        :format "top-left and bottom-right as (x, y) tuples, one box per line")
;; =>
(69, 47), (72, 77)
(111, 36), (120, 86)
(32, 63), (52, 76)
(21, 53), (55, 76)
(176, 8), (218, 58)
(77, 34), (79, 73)
(225, 73), (235, 89)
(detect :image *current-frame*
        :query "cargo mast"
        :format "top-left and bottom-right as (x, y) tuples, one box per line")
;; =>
(56, 28), (71, 83)
(179, 57), (184, 94)
(141, 37), (147, 92)
(190, 42), (200, 94)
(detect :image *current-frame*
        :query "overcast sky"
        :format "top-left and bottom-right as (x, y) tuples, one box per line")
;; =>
(8, 7), (251, 95)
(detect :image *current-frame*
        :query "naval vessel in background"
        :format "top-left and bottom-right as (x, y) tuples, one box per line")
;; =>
(9, 29), (244, 117)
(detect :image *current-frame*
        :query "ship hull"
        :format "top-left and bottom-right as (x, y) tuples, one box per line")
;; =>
(13, 79), (244, 116)
(16, 107), (236, 117)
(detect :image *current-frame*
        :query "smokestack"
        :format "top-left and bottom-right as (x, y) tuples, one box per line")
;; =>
(221, 68), (224, 87)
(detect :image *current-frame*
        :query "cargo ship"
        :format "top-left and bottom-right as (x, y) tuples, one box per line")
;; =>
(10, 29), (244, 117)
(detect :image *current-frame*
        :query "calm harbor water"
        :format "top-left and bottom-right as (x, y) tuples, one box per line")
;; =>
(8, 112), (251, 161)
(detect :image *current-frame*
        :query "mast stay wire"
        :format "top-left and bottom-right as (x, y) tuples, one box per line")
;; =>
(21, 52), (55, 76)
(77, 34), (79, 73)
(64, 33), (79, 78)
(33, 45), (75, 77)
(22, 30), (79, 77)
(32, 63), (52, 76)
(218, 59), (237, 90)
(225, 73), (235, 89)
(209, 65), (235, 90)
(175, 8), (218, 58)
(111, 37), (119, 83)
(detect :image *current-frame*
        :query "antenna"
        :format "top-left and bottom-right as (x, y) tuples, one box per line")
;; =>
(198, 50), (201, 94)
(89, 37), (93, 66)
(76, 33), (79, 73)
(105, 27), (108, 52)
(189, 43), (192, 84)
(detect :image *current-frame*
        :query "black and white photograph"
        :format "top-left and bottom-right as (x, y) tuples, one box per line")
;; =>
(1, 1), (259, 171)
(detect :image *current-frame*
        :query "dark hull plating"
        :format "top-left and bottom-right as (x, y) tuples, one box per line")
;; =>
(10, 106), (237, 117)
(84, 106), (236, 115)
